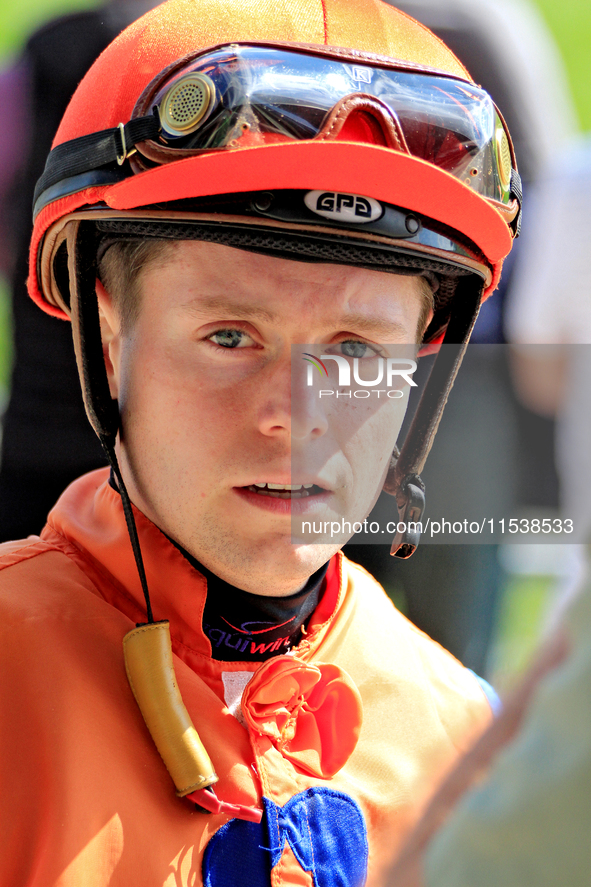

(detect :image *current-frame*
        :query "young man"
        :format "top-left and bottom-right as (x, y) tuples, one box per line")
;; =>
(0, 0), (521, 884)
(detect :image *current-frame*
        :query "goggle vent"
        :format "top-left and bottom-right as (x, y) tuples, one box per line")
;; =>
(159, 73), (216, 137)
(495, 127), (512, 190)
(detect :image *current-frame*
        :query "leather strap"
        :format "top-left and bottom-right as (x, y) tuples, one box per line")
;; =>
(386, 276), (482, 557)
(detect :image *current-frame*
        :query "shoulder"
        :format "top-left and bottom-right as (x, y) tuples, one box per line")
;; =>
(338, 554), (494, 728)
(340, 554), (402, 615)
(0, 534), (132, 720)
(0, 535), (63, 594)
(339, 553), (437, 649)
(0, 534), (111, 627)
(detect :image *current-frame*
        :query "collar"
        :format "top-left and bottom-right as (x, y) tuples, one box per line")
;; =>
(42, 469), (343, 674)
(195, 556), (329, 661)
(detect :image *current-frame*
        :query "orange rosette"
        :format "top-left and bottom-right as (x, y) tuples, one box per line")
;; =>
(242, 656), (363, 778)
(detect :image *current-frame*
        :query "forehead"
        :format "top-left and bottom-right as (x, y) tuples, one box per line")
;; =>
(138, 240), (424, 323)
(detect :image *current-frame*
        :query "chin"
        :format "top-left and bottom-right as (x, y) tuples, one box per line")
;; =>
(289, 542), (341, 571)
(200, 534), (340, 595)
(252, 541), (340, 595)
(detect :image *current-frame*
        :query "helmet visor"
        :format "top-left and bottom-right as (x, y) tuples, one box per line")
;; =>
(142, 44), (514, 206)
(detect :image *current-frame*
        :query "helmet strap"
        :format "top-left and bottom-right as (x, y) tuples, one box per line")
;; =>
(70, 221), (154, 624)
(104, 441), (154, 625)
(385, 275), (483, 558)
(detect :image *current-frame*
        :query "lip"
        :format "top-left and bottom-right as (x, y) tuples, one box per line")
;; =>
(246, 478), (333, 491)
(233, 485), (333, 516)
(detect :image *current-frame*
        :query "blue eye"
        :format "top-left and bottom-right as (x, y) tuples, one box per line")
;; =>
(209, 329), (247, 348)
(341, 340), (371, 358)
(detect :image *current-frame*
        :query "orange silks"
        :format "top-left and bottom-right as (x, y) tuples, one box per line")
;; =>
(242, 655), (363, 778)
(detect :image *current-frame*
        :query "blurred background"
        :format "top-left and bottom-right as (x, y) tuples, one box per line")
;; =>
(0, 0), (589, 692)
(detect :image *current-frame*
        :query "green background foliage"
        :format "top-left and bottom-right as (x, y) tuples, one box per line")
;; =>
(533, 0), (591, 130)
(0, 0), (99, 59)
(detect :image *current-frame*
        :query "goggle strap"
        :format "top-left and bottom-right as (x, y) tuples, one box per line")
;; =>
(33, 114), (159, 211)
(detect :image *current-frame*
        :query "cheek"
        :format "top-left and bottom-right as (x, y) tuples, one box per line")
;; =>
(117, 337), (249, 459)
(361, 400), (406, 463)
(330, 390), (409, 455)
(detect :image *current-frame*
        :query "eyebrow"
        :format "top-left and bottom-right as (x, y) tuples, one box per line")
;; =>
(183, 297), (279, 324)
(336, 314), (408, 340)
(183, 300), (408, 339)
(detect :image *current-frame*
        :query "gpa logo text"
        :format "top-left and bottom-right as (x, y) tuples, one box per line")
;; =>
(303, 354), (417, 399)
(304, 190), (383, 224)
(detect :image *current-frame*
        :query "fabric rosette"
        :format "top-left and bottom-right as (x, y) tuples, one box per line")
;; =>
(242, 656), (363, 778)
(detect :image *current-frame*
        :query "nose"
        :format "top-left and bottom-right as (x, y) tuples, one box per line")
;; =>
(256, 353), (329, 441)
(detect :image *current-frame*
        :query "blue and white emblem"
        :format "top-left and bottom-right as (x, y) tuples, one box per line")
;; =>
(203, 787), (368, 887)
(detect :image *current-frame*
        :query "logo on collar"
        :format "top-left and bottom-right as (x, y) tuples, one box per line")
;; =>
(305, 191), (383, 224)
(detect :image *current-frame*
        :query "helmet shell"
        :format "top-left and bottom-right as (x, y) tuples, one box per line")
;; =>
(30, 0), (513, 317)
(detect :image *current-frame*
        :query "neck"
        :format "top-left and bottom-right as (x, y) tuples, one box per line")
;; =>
(176, 545), (330, 661)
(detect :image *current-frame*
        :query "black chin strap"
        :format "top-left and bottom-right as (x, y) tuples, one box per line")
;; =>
(72, 221), (155, 623)
(103, 439), (154, 624)
(385, 275), (483, 558)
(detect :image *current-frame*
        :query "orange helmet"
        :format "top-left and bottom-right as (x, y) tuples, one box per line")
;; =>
(29, 0), (520, 556)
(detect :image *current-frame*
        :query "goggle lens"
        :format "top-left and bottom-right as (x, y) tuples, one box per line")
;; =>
(146, 45), (513, 205)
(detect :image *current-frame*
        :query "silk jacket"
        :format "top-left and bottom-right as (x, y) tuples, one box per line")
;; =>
(0, 470), (492, 887)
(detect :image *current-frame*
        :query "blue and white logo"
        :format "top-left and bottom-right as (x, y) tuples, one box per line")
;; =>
(203, 788), (368, 887)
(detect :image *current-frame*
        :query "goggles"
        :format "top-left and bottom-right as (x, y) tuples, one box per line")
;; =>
(134, 44), (515, 207)
(34, 43), (520, 232)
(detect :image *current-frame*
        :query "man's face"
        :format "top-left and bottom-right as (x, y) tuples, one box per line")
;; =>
(99, 241), (427, 594)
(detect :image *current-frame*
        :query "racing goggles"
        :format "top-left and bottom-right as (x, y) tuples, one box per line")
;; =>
(34, 43), (519, 222)
(136, 44), (516, 207)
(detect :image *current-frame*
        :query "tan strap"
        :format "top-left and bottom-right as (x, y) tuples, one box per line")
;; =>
(123, 621), (218, 796)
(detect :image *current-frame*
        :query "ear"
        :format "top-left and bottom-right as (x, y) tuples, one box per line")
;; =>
(96, 278), (121, 400)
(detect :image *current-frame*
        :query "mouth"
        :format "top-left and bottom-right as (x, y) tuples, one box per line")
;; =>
(234, 480), (334, 517)
(241, 483), (325, 499)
